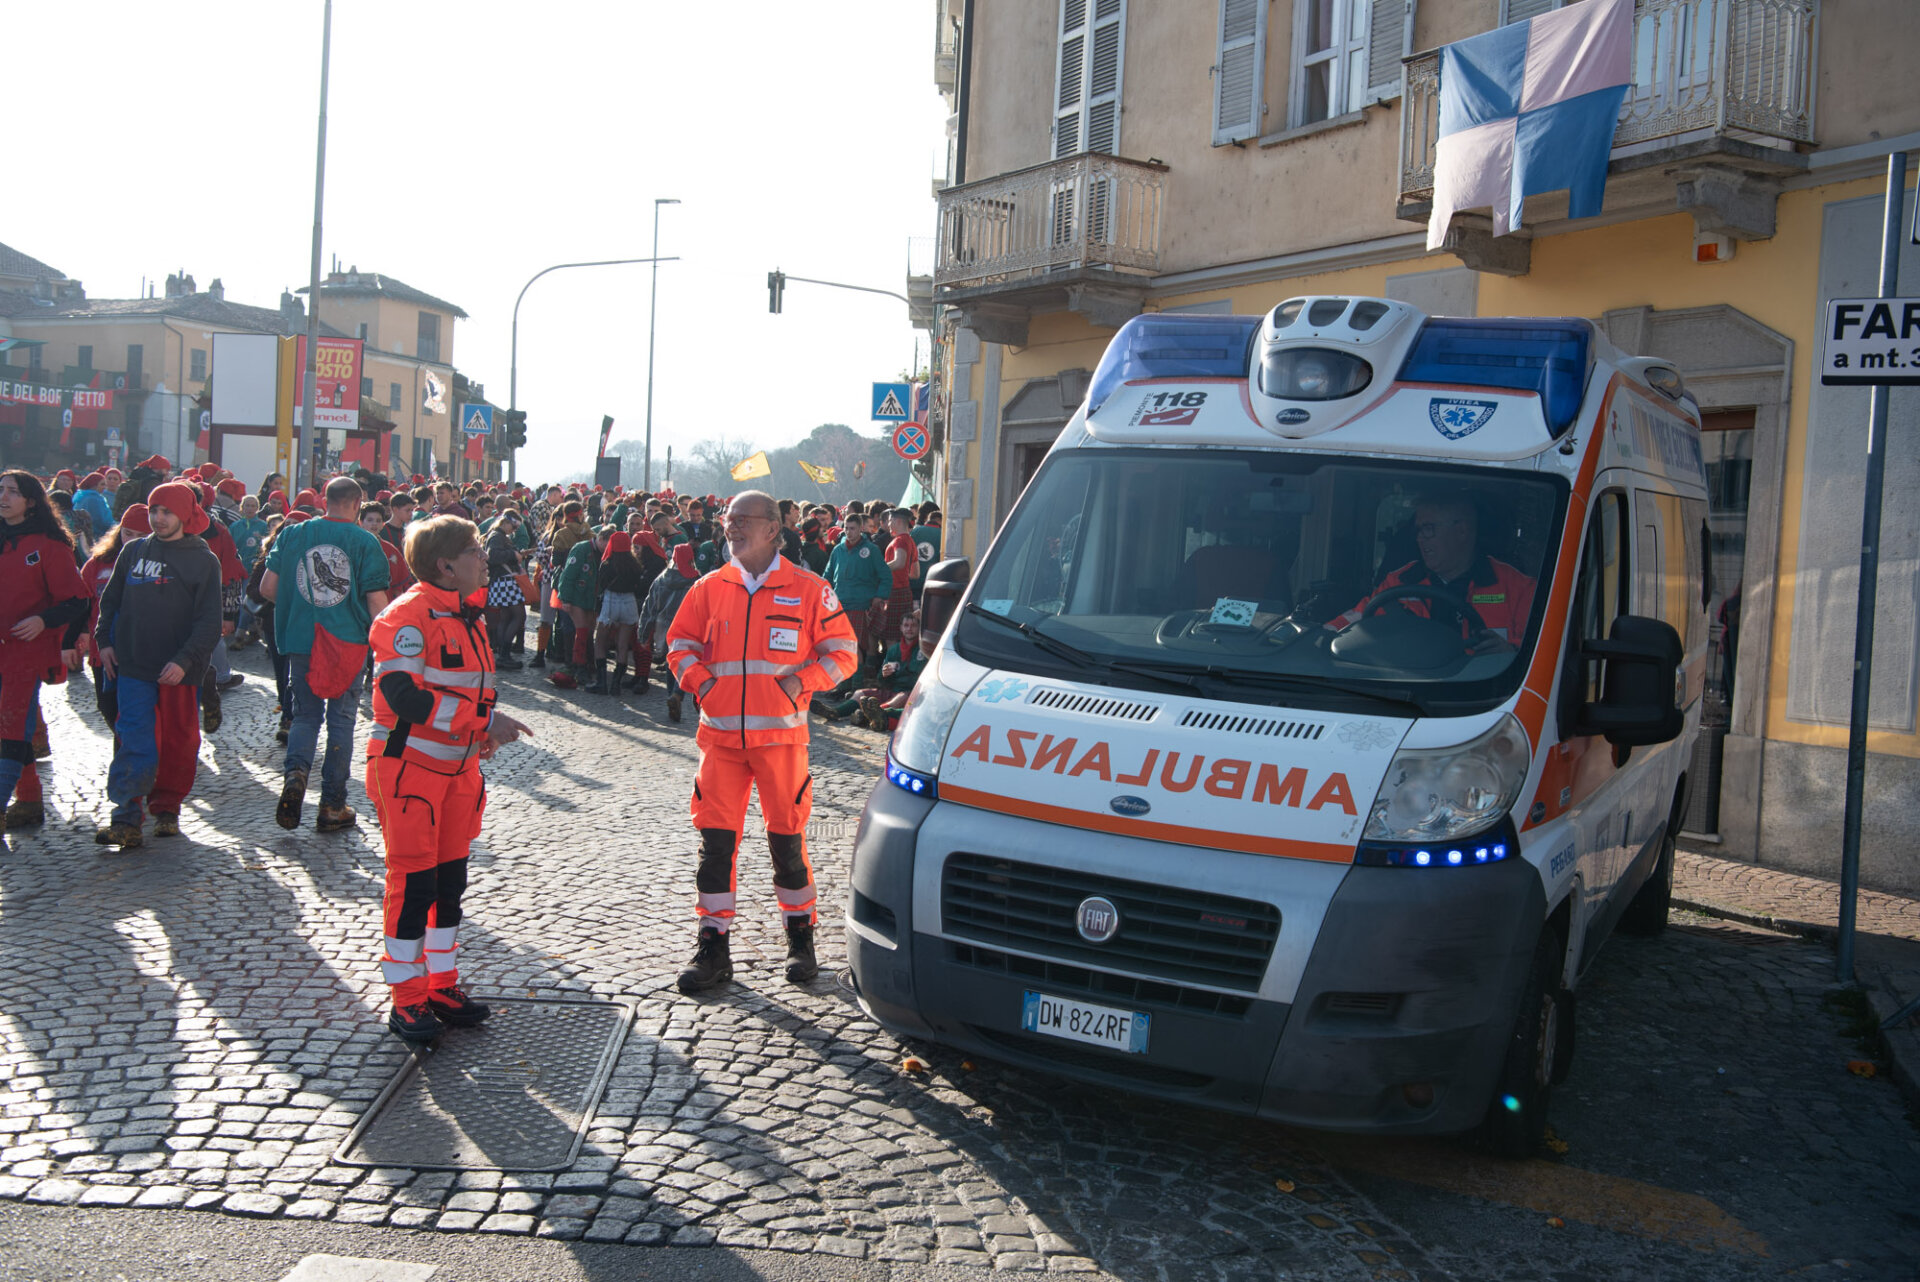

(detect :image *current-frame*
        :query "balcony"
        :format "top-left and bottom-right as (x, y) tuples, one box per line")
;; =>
(1399, 0), (1817, 272)
(933, 153), (1167, 345)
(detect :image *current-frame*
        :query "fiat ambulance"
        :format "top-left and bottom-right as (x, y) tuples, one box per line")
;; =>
(845, 297), (1708, 1154)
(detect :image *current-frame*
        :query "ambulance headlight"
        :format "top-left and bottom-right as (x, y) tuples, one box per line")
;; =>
(889, 645), (969, 778)
(1261, 347), (1372, 401)
(1364, 714), (1531, 842)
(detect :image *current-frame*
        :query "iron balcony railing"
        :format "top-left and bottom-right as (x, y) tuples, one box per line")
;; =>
(1400, 0), (1817, 205)
(934, 153), (1166, 291)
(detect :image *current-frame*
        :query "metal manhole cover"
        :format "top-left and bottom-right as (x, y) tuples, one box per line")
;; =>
(334, 997), (632, 1171)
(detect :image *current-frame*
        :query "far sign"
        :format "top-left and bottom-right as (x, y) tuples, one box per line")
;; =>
(871, 382), (911, 422)
(459, 403), (494, 436)
(892, 420), (930, 460)
(1821, 297), (1920, 386)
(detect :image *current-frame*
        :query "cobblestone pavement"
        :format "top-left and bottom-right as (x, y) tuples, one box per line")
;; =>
(2, 650), (1917, 1281)
(1674, 846), (1920, 941)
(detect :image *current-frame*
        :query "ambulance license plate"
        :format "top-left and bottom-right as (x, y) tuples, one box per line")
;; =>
(1020, 990), (1151, 1055)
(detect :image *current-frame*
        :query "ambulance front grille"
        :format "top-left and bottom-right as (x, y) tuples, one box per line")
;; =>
(1025, 688), (1160, 722)
(1177, 709), (1325, 739)
(942, 853), (1280, 992)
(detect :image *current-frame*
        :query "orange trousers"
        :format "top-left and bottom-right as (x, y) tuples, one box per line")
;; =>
(690, 742), (816, 930)
(368, 756), (486, 1005)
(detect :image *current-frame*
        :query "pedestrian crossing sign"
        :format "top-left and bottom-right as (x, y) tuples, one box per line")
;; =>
(871, 382), (911, 422)
(459, 403), (493, 436)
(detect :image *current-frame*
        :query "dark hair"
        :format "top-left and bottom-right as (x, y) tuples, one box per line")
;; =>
(801, 517), (821, 539)
(389, 490), (415, 508)
(0, 469), (72, 548)
(845, 500), (866, 517)
(778, 498), (795, 518)
(360, 501), (389, 522)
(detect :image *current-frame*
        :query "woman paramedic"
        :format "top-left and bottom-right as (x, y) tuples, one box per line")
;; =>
(367, 514), (532, 1043)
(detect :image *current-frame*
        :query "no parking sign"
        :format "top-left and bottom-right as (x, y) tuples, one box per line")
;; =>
(892, 421), (929, 460)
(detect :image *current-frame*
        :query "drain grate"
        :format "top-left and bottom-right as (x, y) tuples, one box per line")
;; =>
(334, 997), (632, 1171)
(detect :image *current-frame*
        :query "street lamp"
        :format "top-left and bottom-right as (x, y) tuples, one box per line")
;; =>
(508, 253), (677, 483)
(644, 198), (680, 492)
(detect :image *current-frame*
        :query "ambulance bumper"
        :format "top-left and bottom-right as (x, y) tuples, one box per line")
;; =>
(845, 781), (1541, 1134)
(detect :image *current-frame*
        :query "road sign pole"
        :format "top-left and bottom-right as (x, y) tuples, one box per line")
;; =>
(1836, 149), (1907, 984)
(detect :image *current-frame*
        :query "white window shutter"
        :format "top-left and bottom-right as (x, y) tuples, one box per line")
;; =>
(1213, 0), (1267, 145)
(1085, 0), (1126, 154)
(1366, 0), (1414, 104)
(1054, 1), (1088, 158)
(1501, 0), (1562, 23)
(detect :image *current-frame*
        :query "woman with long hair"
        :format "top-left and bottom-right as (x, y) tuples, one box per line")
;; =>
(0, 470), (91, 843)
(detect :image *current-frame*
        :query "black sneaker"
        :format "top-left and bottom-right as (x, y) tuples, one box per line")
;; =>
(676, 927), (733, 994)
(216, 673), (246, 691)
(528, 653), (547, 670)
(275, 714), (291, 745)
(276, 771), (307, 830)
(785, 922), (819, 984)
(201, 688), (223, 734)
(387, 1002), (443, 1044)
(428, 985), (492, 1027)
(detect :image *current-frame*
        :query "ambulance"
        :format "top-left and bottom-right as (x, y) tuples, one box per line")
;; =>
(846, 297), (1706, 1155)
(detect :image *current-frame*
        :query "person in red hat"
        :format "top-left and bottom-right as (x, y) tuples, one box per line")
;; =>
(92, 481), (223, 847)
(0, 471), (92, 847)
(74, 472), (114, 536)
(51, 469), (78, 495)
(197, 463), (221, 484)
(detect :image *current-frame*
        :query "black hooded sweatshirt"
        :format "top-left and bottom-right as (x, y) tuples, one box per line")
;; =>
(94, 533), (223, 684)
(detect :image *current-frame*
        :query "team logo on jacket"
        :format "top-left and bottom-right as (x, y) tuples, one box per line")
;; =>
(23, 551), (38, 566)
(392, 626), (425, 657)
(1109, 795), (1151, 817)
(297, 545), (354, 607)
(1428, 398), (1499, 440)
(821, 584), (840, 612)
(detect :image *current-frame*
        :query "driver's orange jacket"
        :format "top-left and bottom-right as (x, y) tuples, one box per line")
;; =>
(665, 556), (860, 749)
(1331, 555), (1537, 641)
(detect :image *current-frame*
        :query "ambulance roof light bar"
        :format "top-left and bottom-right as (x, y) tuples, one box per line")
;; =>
(1086, 313), (1262, 414)
(1396, 318), (1595, 438)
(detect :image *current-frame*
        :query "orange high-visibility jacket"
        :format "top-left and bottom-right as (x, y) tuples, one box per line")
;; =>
(665, 556), (860, 748)
(367, 581), (499, 774)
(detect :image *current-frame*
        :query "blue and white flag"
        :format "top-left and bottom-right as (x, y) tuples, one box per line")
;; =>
(1427, 0), (1632, 251)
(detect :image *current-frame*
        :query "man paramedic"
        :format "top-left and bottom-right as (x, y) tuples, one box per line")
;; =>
(367, 514), (531, 1043)
(1329, 493), (1536, 645)
(665, 490), (860, 993)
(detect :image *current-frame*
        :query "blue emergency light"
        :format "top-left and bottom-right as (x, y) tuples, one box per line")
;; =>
(1396, 318), (1594, 437)
(885, 755), (938, 801)
(1086, 314), (1263, 414)
(1354, 819), (1518, 869)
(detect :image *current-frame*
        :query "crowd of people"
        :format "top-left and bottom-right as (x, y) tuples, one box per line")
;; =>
(0, 458), (942, 1038)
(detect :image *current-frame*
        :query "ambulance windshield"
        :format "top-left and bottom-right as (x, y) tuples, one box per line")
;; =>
(956, 449), (1567, 715)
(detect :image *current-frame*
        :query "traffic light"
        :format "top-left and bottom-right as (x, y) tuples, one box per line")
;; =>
(499, 408), (528, 450)
(767, 270), (785, 314)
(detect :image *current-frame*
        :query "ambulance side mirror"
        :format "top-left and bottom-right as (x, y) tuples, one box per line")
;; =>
(919, 558), (971, 657)
(1573, 615), (1684, 748)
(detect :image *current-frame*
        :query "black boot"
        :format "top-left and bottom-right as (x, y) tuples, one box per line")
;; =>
(785, 921), (819, 984)
(610, 662), (627, 694)
(587, 658), (611, 695)
(495, 650), (524, 671)
(676, 927), (733, 994)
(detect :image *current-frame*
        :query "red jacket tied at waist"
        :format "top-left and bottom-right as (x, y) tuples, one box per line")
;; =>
(665, 556), (860, 748)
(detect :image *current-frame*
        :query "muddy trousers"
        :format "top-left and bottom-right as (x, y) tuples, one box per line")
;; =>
(369, 756), (486, 1007)
(690, 742), (816, 931)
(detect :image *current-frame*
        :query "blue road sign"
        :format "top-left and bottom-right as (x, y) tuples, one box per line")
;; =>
(459, 403), (494, 436)
(871, 382), (911, 422)
(892, 421), (929, 460)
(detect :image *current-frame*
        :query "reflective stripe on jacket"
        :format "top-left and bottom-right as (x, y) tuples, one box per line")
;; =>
(664, 556), (859, 748)
(1332, 555), (1537, 641)
(368, 581), (498, 773)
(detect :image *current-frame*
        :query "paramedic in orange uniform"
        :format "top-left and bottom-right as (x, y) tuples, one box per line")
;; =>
(665, 489), (860, 994)
(1329, 493), (1536, 645)
(367, 515), (532, 1043)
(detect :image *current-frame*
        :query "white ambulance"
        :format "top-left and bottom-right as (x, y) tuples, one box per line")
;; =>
(847, 297), (1707, 1155)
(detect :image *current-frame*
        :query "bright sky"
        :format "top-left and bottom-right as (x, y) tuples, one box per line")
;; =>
(7, 1), (948, 485)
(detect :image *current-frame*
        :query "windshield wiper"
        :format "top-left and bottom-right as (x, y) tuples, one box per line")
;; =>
(963, 605), (1200, 692)
(1115, 658), (1425, 717)
(964, 603), (1101, 669)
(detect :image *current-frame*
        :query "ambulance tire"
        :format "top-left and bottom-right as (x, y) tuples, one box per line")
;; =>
(1617, 801), (1681, 938)
(1473, 925), (1562, 1159)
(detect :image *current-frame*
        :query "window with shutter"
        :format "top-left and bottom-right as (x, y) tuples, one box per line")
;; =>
(1053, 0), (1126, 159)
(1213, 0), (1268, 145)
(1288, 0), (1371, 128)
(1366, 0), (1412, 104)
(1500, 0), (1564, 23)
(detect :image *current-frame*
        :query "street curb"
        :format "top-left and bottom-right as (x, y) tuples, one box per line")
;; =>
(1674, 896), (1920, 1112)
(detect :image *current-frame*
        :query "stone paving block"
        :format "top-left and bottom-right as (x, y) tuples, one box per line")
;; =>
(478, 1213), (535, 1234)
(75, 1185), (140, 1206)
(623, 1222), (668, 1246)
(224, 1192), (286, 1217)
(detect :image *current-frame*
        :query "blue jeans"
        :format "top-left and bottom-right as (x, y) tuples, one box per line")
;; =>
(0, 673), (39, 811)
(285, 653), (361, 808)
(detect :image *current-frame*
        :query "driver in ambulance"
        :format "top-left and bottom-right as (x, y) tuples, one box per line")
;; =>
(1328, 493), (1536, 644)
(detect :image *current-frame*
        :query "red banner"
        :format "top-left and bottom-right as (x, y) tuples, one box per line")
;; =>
(293, 336), (364, 432)
(0, 379), (114, 411)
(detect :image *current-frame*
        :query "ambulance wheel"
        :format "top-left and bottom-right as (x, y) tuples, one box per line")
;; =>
(1618, 806), (1679, 938)
(1474, 925), (1561, 1158)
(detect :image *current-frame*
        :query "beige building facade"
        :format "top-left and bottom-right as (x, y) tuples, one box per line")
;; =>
(926, 0), (1920, 890)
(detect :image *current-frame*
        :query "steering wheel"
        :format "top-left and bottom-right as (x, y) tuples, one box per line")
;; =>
(1343, 583), (1492, 643)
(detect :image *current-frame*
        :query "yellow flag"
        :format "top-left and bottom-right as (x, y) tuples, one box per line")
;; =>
(797, 459), (836, 485)
(729, 450), (771, 482)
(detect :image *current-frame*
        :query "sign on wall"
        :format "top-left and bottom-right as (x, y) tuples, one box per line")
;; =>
(292, 336), (365, 428)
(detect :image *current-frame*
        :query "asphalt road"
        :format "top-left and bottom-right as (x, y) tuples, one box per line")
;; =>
(1, 648), (1915, 1281)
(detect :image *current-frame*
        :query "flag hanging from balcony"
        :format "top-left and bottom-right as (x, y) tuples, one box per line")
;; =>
(1426, 0), (1632, 252)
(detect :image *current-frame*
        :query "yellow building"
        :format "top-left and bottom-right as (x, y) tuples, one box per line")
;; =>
(926, 0), (1920, 890)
